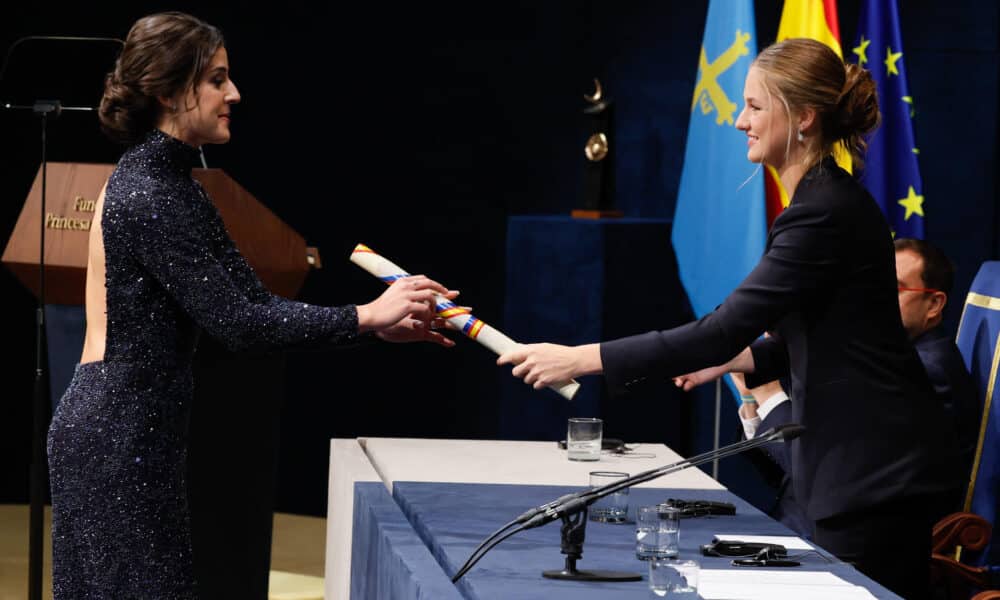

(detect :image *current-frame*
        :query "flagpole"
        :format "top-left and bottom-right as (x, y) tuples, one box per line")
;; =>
(712, 379), (721, 479)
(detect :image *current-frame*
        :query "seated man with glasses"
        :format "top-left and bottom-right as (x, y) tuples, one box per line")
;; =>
(894, 238), (978, 482)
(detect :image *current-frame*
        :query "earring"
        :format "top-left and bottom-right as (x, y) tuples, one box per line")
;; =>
(170, 104), (178, 112)
(796, 130), (804, 142)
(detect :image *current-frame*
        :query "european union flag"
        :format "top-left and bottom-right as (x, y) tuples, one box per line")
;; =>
(851, 0), (925, 238)
(673, 0), (765, 321)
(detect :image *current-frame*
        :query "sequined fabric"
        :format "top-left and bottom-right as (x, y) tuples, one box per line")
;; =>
(47, 129), (361, 599)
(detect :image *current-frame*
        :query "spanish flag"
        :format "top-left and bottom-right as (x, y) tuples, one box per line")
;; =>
(776, 0), (843, 55)
(766, 0), (849, 227)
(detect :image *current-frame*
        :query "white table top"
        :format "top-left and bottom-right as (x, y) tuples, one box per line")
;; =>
(358, 437), (725, 491)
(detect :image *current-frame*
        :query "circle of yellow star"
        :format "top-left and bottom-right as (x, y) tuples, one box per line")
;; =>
(898, 186), (924, 220)
(902, 95), (915, 118)
(853, 36), (871, 65)
(885, 47), (903, 76)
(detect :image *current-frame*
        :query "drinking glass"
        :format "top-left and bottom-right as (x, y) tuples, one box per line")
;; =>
(588, 470), (629, 523)
(636, 504), (680, 559)
(648, 559), (698, 598)
(566, 417), (602, 461)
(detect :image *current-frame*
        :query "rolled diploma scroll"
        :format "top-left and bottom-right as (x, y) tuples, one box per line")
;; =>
(350, 243), (580, 400)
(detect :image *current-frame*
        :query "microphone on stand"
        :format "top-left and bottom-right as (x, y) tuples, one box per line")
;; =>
(1, 36), (123, 114)
(451, 423), (805, 583)
(1, 34), (123, 600)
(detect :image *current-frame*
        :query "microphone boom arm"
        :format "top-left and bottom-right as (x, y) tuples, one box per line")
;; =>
(451, 424), (804, 582)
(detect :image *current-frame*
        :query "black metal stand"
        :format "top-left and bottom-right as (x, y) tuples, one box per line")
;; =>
(9, 97), (96, 600)
(27, 100), (57, 600)
(1, 35), (121, 600)
(12, 99), (99, 600)
(541, 506), (641, 582)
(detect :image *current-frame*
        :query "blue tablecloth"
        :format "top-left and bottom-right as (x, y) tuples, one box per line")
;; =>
(385, 482), (902, 599)
(350, 482), (464, 600)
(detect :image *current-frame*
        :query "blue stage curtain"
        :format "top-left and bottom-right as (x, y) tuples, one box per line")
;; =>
(501, 216), (697, 448)
(44, 304), (86, 410)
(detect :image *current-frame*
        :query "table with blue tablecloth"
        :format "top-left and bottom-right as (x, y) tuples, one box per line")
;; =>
(362, 482), (899, 599)
(336, 438), (902, 599)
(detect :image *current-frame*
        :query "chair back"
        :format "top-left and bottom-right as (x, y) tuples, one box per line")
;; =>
(956, 261), (1000, 570)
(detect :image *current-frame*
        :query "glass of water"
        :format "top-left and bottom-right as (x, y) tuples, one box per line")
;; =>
(588, 471), (629, 523)
(648, 559), (698, 598)
(636, 505), (680, 559)
(566, 417), (602, 461)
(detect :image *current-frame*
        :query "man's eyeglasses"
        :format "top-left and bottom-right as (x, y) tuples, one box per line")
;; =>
(898, 286), (941, 294)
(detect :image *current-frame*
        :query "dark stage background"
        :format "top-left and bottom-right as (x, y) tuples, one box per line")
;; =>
(1, 1), (997, 517)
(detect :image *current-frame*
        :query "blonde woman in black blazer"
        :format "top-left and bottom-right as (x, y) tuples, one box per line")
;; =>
(499, 38), (960, 600)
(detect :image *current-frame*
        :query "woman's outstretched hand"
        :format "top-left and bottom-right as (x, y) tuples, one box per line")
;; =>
(672, 347), (755, 391)
(673, 363), (731, 391)
(356, 275), (459, 345)
(497, 343), (601, 389)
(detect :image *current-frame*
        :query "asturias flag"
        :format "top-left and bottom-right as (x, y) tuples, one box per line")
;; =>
(851, 0), (926, 239)
(672, 0), (765, 324)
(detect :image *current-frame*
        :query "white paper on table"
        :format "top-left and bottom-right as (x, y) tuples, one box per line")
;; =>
(711, 534), (815, 551)
(699, 569), (879, 600)
(349, 243), (580, 400)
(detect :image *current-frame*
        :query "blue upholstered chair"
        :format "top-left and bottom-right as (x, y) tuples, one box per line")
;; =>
(932, 261), (1000, 600)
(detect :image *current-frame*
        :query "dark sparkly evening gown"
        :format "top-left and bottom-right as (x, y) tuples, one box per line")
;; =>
(47, 130), (362, 599)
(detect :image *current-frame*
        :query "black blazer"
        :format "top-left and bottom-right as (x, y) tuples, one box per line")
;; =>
(601, 157), (960, 521)
(750, 400), (813, 538)
(914, 326), (979, 485)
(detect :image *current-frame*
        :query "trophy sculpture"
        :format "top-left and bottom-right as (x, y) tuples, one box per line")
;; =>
(572, 78), (621, 219)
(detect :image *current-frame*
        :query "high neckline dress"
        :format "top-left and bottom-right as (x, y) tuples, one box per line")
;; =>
(47, 129), (362, 599)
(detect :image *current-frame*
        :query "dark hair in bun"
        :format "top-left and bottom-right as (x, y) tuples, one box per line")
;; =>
(99, 12), (223, 145)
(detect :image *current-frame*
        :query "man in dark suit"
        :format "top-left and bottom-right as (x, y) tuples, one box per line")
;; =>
(731, 372), (814, 539)
(736, 238), (976, 536)
(895, 238), (979, 486)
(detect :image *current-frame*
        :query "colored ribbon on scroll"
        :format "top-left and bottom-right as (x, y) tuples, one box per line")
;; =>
(350, 243), (580, 400)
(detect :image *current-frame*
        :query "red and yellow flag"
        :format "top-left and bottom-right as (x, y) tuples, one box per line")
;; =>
(776, 0), (843, 55)
(766, 0), (848, 226)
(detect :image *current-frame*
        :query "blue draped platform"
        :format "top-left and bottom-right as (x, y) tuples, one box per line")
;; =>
(350, 480), (901, 599)
(350, 482), (464, 600)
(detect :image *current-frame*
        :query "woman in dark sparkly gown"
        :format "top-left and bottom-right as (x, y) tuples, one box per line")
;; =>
(46, 12), (455, 599)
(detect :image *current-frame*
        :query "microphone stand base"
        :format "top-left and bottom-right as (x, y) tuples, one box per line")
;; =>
(540, 506), (643, 582)
(541, 568), (641, 582)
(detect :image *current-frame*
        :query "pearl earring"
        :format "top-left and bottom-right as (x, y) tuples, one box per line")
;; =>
(797, 130), (804, 142)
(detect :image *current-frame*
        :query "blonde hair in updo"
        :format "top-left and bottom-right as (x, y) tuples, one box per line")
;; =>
(98, 12), (224, 145)
(752, 38), (881, 171)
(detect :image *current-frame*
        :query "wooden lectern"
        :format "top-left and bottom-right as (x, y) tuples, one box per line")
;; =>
(2, 162), (320, 600)
(2, 162), (319, 303)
